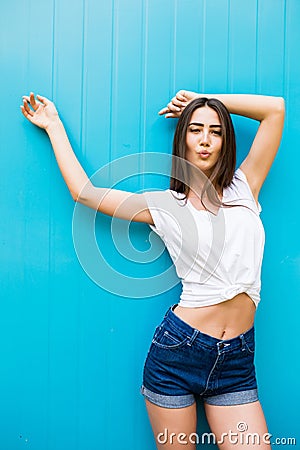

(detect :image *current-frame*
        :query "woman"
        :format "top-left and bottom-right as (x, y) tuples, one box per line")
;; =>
(21, 90), (284, 449)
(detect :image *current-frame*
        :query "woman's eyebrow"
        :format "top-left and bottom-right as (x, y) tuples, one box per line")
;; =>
(188, 122), (222, 128)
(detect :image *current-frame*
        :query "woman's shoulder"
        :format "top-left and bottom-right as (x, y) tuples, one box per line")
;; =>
(143, 189), (185, 209)
(168, 189), (186, 200)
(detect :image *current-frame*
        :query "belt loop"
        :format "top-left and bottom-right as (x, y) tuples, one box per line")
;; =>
(187, 329), (199, 346)
(164, 305), (172, 319)
(240, 333), (246, 351)
(168, 303), (177, 317)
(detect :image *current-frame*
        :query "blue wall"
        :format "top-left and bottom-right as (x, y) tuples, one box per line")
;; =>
(1, 0), (299, 449)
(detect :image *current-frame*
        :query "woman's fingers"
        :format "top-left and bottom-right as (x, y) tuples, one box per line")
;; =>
(158, 98), (188, 117)
(167, 100), (181, 112)
(176, 90), (188, 101)
(165, 113), (177, 118)
(176, 94), (186, 102)
(158, 105), (182, 118)
(158, 89), (192, 117)
(20, 105), (33, 121)
(22, 92), (48, 111)
(158, 106), (169, 115)
(29, 92), (39, 110)
(22, 96), (35, 115)
(158, 107), (180, 118)
(171, 96), (187, 108)
(36, 94), (49, 106)
(23, 98), (34, 116)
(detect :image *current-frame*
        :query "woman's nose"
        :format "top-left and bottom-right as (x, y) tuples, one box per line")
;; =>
(200, 129), (210, 145)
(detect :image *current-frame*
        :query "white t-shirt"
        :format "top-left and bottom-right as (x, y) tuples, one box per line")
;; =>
(143, 168), (265, 309)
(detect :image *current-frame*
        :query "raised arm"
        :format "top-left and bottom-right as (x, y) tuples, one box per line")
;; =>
(159, 90), (285, 199)
(21, 93), (153, 224)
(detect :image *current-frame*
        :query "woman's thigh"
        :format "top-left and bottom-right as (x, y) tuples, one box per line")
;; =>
(204, 401), (271, 449)
(144, 399), (198, 450)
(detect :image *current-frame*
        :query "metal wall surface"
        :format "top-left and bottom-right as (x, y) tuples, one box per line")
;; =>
(1, 0), (299, 449)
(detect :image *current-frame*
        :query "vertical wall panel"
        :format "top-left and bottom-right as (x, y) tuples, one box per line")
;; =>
(77, 4), (116, 447)
(256, 1), (285, 94)
(228, 0), (258, 92)
(1, 1), (299, 449)
(202, 0), (230, 93)
(174, 0), (204, 91)
(47, 2), (86, 449)
(1, 0), (54, 448)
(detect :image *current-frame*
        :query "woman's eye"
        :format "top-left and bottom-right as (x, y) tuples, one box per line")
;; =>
(190, 128), (200, 133)
(211, 130), (222, 136)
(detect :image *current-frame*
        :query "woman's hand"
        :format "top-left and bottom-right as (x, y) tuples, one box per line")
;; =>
(20, 92), (59, 131)
(158, 90), (198, 118)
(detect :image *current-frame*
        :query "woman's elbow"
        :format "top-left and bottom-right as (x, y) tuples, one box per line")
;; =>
(72, 192), (92, 206)
(266, 96), (285, 122)
(276, 96), (285, 115)
(70, 189), (81, 202)
(71, 182), (95, 204)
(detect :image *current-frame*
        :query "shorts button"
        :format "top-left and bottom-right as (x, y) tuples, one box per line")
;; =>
(219, 343), (225, 349)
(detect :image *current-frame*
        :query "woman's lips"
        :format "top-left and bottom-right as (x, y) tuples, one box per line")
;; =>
(198, 151), (211, 158)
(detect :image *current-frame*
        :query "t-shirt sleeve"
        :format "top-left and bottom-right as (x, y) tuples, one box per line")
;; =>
(234, 168), (262, 214)
(142, 190), (171, 240)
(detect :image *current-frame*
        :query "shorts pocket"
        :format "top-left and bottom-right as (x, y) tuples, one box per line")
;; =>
(151, 321), (189, 349)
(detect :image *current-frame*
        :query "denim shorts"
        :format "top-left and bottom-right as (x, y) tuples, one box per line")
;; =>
(140, 304), (258, 408)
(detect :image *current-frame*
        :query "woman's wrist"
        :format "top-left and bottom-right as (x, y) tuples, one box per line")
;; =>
(45, 116), (63, 135)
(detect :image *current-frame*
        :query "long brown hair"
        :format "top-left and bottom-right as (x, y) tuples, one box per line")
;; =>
(170, 97), (236, 211)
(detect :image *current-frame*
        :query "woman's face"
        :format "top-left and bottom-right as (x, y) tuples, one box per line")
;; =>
(185, 106), (223, 178)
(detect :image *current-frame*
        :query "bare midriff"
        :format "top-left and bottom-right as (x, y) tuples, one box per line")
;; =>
(172, 292), (256, 340)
